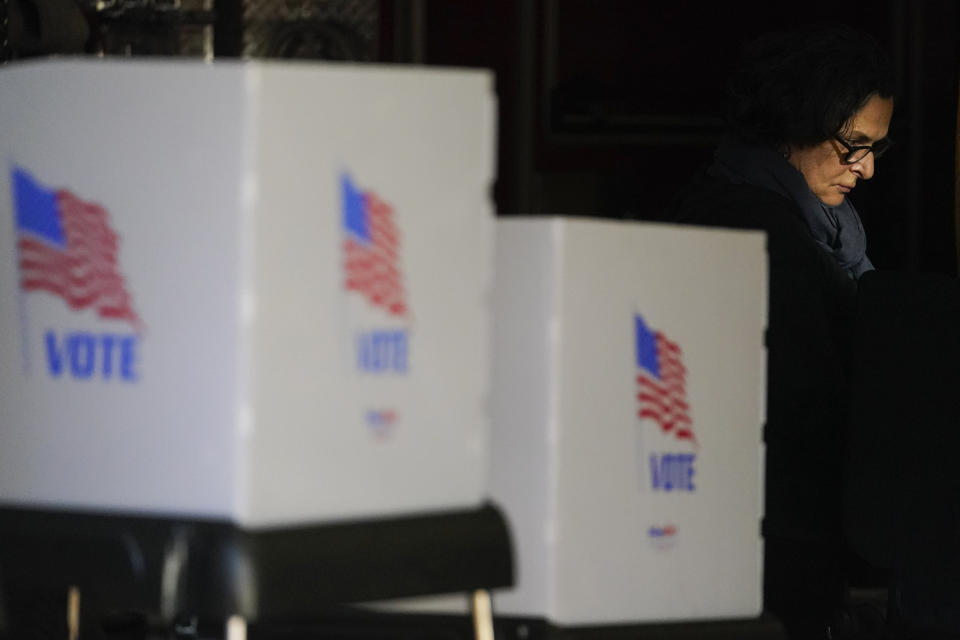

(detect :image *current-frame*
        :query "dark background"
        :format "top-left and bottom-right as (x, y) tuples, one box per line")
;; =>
(9, 0), (959, 275)
(388, 0), (959, 277)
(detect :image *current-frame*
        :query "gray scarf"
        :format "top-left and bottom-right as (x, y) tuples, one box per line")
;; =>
(709, 136), (874, 279)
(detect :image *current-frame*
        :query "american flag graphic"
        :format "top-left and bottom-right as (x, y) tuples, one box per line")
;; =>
(635, 314), (695, 443)
(341, 173), (407, 317)
(12, 168), (141, 331)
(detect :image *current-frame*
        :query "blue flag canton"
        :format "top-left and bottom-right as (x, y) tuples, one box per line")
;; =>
(12, 168), (65, 248)
(635, 314), (660, 379)
(341, 173), (371, 245)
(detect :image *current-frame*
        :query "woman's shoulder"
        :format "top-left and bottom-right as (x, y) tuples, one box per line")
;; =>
(666, 169), (804, 234)
(666, 169), (856, 297)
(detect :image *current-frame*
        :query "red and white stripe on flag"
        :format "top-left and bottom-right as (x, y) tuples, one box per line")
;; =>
(342, 193), (407, 317)
(17, 189), (141, 330)
(637, 331), (695, 443)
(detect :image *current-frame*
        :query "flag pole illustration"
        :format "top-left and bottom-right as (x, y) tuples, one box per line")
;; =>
(15, 244), (30, 374)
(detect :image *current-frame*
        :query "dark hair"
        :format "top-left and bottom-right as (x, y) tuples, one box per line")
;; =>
(727, 25), (895, 149)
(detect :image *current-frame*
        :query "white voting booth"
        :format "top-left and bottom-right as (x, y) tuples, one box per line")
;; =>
(378, 218), (770, 629)
(0, 59), (509, 638)
(0, 59), (495, 526)
(491, 217), (768, 626)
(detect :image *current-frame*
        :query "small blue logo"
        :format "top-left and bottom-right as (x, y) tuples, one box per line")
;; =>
(365, 409), (398, 438)
(648, 524), (678, 550)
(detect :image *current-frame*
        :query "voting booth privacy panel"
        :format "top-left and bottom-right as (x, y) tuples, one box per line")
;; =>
(0, 59), (496, 527)
(492, 218), (767, 625)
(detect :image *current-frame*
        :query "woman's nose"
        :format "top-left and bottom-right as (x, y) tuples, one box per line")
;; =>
(852, 152), (876, 180)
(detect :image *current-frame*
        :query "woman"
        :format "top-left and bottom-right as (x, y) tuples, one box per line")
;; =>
(668, 26), (895, 639)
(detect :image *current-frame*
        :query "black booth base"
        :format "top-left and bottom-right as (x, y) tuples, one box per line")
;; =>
(505, 616), (785, 640)
(0, 504), (784, 639)
(0, 607), (786, 640)
(244, 612), (785, 640)
(0, 503), (513, 637)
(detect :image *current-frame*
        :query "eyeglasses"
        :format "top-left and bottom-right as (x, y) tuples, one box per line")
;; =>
(833, 136), (892, 164)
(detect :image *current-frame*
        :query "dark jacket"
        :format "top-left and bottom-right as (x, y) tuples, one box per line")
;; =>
(667, 169), (861, 629)
(668, 169), (857, 541)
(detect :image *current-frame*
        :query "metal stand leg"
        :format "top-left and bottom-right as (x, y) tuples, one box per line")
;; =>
(471, 589), (494, 640)
(67, 586), (80, 640)
(225, 615), (247, 640)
